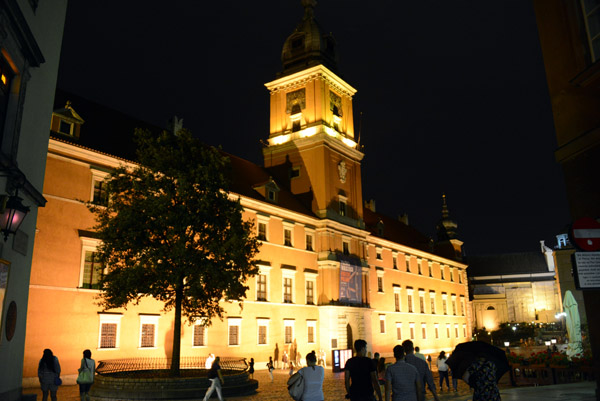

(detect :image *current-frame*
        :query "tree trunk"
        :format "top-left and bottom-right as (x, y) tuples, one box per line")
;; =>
(170, 282), (183, 376)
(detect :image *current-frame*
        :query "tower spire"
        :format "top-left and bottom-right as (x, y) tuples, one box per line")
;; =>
(301, 0), (316, 19)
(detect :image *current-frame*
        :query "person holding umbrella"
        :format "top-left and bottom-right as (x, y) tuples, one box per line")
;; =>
(445, 341), (508, 401)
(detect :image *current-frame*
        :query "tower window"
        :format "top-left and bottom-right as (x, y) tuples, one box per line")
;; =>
(339, 200), (346, 217)
(59, 120), (73, 135)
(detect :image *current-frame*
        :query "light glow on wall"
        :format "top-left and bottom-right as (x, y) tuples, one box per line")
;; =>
(270, 134), (291, 145)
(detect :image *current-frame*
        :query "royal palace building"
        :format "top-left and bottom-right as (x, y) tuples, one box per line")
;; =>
(23, 2), (470, 385)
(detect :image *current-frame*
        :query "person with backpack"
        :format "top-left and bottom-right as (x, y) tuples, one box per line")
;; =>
(299, 352), (324, 401)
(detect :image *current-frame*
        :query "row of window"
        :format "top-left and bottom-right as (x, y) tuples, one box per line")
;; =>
(98, 314), (316, 349)
(379, 318), (468, 341)
(256, 219), (315, 251)
(387, 286), (466, 317)
(375, 251), (463, 283)
(255, 268), (317, 305)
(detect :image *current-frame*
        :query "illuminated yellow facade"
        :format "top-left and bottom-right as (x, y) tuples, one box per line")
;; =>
(22, 3), (470, 386)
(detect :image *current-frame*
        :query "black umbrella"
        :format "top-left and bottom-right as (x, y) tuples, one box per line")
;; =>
(445, 341), (509, 383)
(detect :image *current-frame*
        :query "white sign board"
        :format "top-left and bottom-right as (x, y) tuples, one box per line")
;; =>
(574, 252), (600, 290)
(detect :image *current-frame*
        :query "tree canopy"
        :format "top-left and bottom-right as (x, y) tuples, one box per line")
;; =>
(90, 128), (260, 374)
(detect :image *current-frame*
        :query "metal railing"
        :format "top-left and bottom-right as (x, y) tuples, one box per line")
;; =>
(96, 357), (248, 376)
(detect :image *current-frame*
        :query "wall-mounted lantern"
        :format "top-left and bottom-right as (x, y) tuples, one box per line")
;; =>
(0, 194), (29, 241)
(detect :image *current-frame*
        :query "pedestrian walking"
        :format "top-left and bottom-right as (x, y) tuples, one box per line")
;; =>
(38, 349), (61, 401)
(384, 345), (423, 401)
(77, 349), (95, 401)
(267, 356), (274, 382)
(248, 357), (255, 379)
(282, 350), (289, 370)
(437, 351), (450, 391)
(427, 355), (432, 370)
(450, 367), (458, 392)
(203, 356), (225, 401)
(402, 340), (440, 401)
(414, 347), (426, 362)
(274, 343), (280, 369)
(344, 339), (383, 401)
(297, 352), (324, 401)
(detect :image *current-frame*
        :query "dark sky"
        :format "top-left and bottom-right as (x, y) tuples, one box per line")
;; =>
(56, 1), (570, 256)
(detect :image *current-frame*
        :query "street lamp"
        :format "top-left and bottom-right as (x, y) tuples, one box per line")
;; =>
(0, 194), (29, 241)
(504, 341), (510, 347)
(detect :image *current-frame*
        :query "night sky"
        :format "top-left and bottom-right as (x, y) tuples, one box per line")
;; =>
(56, 1), (570, 257)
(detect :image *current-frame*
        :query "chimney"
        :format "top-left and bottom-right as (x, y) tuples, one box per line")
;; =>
(168, 116), (184, 134)
(399, 213), (409, 226)
(364, 199), (376, 212)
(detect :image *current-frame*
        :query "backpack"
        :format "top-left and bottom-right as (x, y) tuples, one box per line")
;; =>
(287, 370), (304, 401)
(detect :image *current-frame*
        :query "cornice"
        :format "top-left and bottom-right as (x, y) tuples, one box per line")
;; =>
(265, 64), (357, 98)
(48, 138), (137, 170)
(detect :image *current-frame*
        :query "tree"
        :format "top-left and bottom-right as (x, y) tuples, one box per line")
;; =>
(90, 128), (260, 376)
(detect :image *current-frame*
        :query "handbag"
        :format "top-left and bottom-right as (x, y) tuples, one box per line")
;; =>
(54, 376), (62, 386)
(77, 359), (93, 384)
(287, 370), (304, 401)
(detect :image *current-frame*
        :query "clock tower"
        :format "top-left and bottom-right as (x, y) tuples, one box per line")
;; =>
(263, 0), (364, 227)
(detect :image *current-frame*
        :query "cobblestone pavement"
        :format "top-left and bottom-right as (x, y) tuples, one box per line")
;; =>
(22, 368), (595, 400)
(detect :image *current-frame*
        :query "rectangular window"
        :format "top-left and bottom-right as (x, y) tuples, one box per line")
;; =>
(82, 250), (103, 289)
(446, 324), (451, 338)
(442, 294), (448, 315)
(452, 296), (457, 315)
(100, 323), (117, 349)
(441, 265), (445, 280)
(435, 324), (439, 339)
(581, 0), (600, 61)
(455, 324), (459, 338)
(59, 119), (73, 135)
(284, 228), (293, 246)
(306, 280), (314, 305)
(228, 319), (241, 346)
(418, 259), (422, 275)
(393, 255), (397, 269)
(430, 292), (436, 314)
(376, 248), (382, 260)
(406, 257), (411, 273)
(396, 323), (402, 340)
(428, 262), (432, 277)
(284, 320), (294, 344)
(394, 292), (401, 312)
(93, 179), (109, 206)
(419, 294), (425, 313)
(193, 324), (206, 347)
(421, 324), (427, 339)
(407, 294), (413, 313)
(139, 315), (159, 348)
(461, 297), (465, 316)
(257, 274), (267, 301)
(377, 276), (383, 292)
(257, 319), (269, 345)
(450, 267), (454, 282)
(339, 200), (346, 216)
(463, 324), (467, 338)
(379, 315), (386, 334)
(0, 56), (14, 133)
(306, 234), (313, 251)
(343, 241), (350, 255)
(307, 321), (316, 343)
(283, 277), (293, 303)
(98, 314), (122, 349)
(410, 324), (415, 340)
(258, 222), (267, 241)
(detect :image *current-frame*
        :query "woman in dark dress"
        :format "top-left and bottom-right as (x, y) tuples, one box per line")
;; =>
(248, 357), (255, 379)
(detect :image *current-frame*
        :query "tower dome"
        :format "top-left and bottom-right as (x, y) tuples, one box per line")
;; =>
(280, 0), (338, 76)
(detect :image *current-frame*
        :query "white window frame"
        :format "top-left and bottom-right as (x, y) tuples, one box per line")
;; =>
(417, 258), (423, 275)
(435, 323), (440, 339)
(396, 322), (402, 340)
(446, 323), (451, 338)
(452, 294), (457, 315)
(455, 324), (459, 338)
(256, 215), (270, 242)
(139, 315), (159, 349)
(392, 252), (398, 269)
(440, 264), (446, 280)
(257, 318), (269, 346)
(429, 291), (436, 314)
(407, 288), (414, 313)
(305, 271), (317, 305)
(409, 322), (415, 339)
(282, 269), (296, 303)
(307, 320), (316, 344)
(305, 228), (315, 251)
(463, 324), (467, 338)
(421, 323), (427, 340)
(98, 313), (122, 350)
(393, 286), (401, 312)
(283, 221), (294, 247)
(338, 195), (347, 217)
(79, 237), (104, 289)
(442, 293), (448, 315)
(460, 296), (466, 316)
(379, 314), (386, 334)
(90, 169), (110, 205)
(376, 247), (382, 260)
(192, 322), (207, 348)
(284, 319), (295, 345)
(419, 290), (425, 313)
(256, 264), (271, 302)
(228, 318), (242, 347)
(377, 269), (384, 293)
(406, 255), (412, 273)
(428, 261), (432, 277)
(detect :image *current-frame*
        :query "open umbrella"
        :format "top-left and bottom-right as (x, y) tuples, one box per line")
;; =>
(564, 290), (584, 358)
(445, 341), (509, 383)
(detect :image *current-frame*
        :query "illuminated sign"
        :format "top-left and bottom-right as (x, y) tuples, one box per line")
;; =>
(340, 258), (361, 303)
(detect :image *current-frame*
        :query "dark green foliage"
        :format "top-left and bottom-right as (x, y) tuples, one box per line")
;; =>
(89, 128), (259, 374)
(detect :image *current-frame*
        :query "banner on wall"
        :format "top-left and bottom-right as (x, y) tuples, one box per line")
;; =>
(339, 258), (361, 303)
